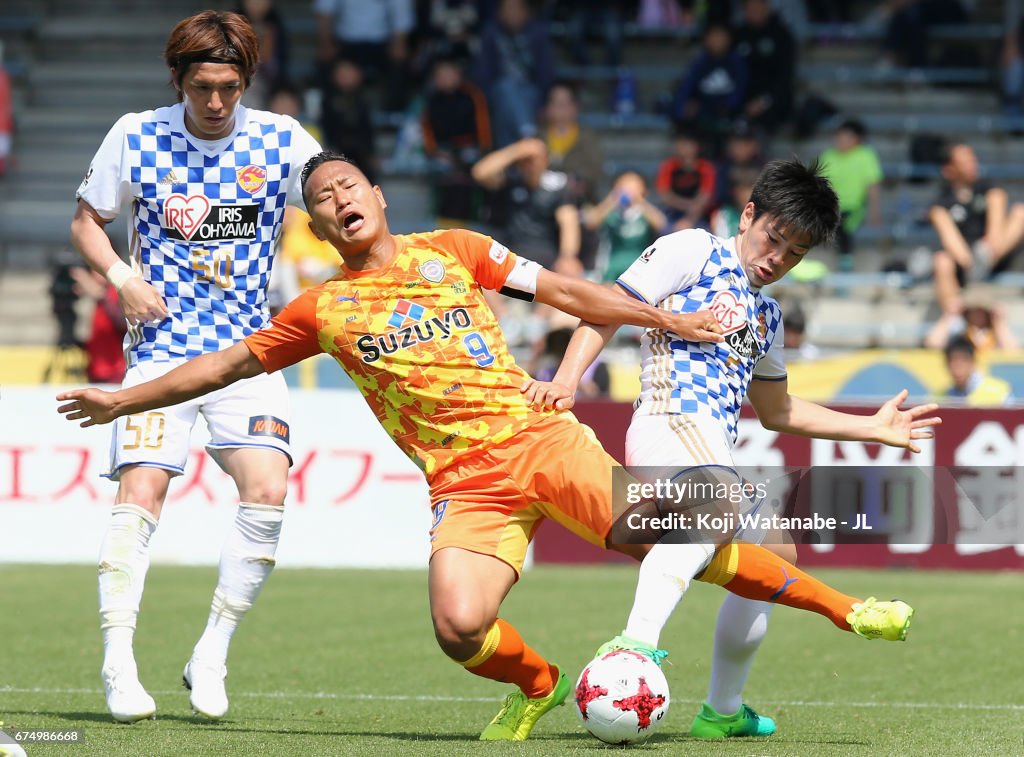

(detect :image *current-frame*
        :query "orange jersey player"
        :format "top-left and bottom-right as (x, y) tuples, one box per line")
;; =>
(59, 152), (922, 743)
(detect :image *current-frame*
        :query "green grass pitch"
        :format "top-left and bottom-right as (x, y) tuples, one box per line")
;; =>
(1, 564), (1021, 756)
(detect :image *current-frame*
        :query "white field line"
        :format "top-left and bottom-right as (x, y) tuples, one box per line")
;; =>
(0, 686), (1022, 711)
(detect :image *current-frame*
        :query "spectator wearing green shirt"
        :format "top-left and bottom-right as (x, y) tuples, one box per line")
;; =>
(584, 171), (667, 283)
(818, 119), (883, 267)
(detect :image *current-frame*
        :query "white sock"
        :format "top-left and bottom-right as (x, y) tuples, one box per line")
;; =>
(98, 504), (158, 669)
(192, 503), (283, 665)
(623, 542), (714, 647)
(706, 594), (774, 716)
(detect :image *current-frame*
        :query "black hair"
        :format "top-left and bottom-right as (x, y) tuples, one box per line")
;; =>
(837, 118), (867, 139)
(300, 150), (360, 206)
(748, 159), (841, 248)
(938, 139), (967, 167)
(945, 334), (976, 361)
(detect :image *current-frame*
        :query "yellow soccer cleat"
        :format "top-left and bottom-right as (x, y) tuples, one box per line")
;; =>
(847, 597), (915, 641)
(479, 670), (571, 741)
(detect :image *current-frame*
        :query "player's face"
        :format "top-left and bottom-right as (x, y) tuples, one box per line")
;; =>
(305, 161), (388, 254)
(736, 203), (811, 287)
(176, 63), (245, 140)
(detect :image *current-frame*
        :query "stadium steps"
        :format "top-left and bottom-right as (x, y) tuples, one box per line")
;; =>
(0, 270), (60, 345)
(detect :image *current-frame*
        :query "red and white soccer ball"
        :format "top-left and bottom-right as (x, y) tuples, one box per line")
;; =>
(574, 650), (671, 745)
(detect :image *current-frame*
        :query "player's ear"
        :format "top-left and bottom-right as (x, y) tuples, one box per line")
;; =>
(374, 186), (387, 209)
(738, 202), (755, 233)
(308, 218), (325, 241)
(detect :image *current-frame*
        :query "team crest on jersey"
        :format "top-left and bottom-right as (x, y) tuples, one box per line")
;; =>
(164, 193), (258, 242)
(236, 164), (267, 194)
(757, 312), (768, 340)
(418, 258), (446, 283)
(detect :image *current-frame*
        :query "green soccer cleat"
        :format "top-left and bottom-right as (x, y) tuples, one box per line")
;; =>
(690, 702), (776, 739)
(479, 670), (571, 741)
(593, 633), (669, 667)
(847, 597), (915, 641)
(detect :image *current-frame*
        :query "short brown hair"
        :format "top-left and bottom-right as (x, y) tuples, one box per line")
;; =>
(163, 11), (260, 100)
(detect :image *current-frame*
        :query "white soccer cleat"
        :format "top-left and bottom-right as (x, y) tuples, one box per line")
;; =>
(102, 662), (156, 723)
(183, 658), (229, 719)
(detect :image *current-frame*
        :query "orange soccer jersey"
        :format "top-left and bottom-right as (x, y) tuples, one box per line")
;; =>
(245, 228), (552, 478)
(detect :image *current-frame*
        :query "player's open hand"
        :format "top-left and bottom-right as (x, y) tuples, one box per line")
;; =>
(56, 388), (120, 427)
(520, 378), (576, 411)
(118, 276), (169, 325)
(872, 388), (942, 453)
(669, 312), (724, 343)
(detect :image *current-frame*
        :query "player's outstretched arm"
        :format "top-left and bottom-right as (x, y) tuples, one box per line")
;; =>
(57, 342), (264, 427)
(534, 270), (724, 341)
(522, 320), (613, 411)
(749, 381), (941, 453)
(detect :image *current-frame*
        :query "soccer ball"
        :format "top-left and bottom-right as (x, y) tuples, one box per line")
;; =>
(574, 650), (670, 745)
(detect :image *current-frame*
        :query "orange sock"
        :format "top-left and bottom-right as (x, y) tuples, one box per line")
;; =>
(698, 542), (860, 631)
(460, 619), (558, 699)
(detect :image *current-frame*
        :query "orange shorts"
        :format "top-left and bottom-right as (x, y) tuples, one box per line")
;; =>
(427, 413), (615, 576)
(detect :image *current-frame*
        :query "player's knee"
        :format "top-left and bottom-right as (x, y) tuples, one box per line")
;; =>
(115, 487), (166, 516)
(238, 478), (288, 507)
(431, 602), (493, 659)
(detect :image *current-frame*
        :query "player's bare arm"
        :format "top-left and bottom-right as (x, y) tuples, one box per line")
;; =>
(70, 199), (169, 325)
(57, 342), (264, 427)
(748, 380), (941, 454)
(534, 271), (724, 338)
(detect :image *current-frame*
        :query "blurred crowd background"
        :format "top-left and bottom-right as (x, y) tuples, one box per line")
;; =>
(1, 0), (1023, 407)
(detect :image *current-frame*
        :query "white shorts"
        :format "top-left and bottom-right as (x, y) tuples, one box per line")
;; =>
(106, 360), (292, 480)
(625, 413), (769, 544)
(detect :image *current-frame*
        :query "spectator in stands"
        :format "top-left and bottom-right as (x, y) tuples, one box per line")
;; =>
(530, 324), (610, 398)
(561, 0), (625, 67)
(472, 137), (582, 275)
(882, 0), (968, 69)
(1001, 16), (1024, 118)
(780, 300), (821, 361)
(818, 119), (883, 267)
(268, 84), (322, 144)
(709, 166), (758, 239)
(930, 141), (1024, 314)
(734, 0), (797, 135)
(69, 266), (128, 384)
(474, 0), (556, 148)
(713, 122), (765, 210)
(670, 23), (747, 151)
(542, 81), (604, 205)
(924, 298), (1018, 353)
(272, 208), (342, 309)
(413, 0), (480, 65)
(421, 56), (492, 226)
(941, 335), (1014, 406)
(0, 41), (10, 176)
(319, 58), (378, 184)
(314, 0), (414, 110)
(237, 0), (288, 107)
(655, 126), (716, 231)
(584, 170), (667, 283)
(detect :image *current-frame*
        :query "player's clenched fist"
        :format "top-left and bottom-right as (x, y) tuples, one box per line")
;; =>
(667, 311), (724, 343)
(118, 276), (169, 325)
(56, 388), (120, 427)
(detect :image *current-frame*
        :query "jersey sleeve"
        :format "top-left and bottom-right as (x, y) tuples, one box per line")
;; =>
(753, 311), (788, 381)
(243, 287), (323, 373)
(285, 118), (324, 206)
(615, 229), (708, 305)
(441, 228), (522, 292)
(76, 114), (134, 220)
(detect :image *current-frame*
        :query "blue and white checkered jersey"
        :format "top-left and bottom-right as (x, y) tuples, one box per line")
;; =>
(76, 103), (322, 366)
(616, 229), (787, 443)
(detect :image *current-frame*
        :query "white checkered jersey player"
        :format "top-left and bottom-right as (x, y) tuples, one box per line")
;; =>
(523, 159), (940, 740)
(69, 11), (322, 723)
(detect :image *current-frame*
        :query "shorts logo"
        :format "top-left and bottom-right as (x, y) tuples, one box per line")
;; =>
(488, 241), (509, 264)
(430, 499), (449, 531)
(237, 164), (267, 194)
(164, 193), (212, 240)
(708, 290), (748, 335)
(387, 299), (426, 329)
(248, 415), (290, 443)
(418, 258), (446, 283)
